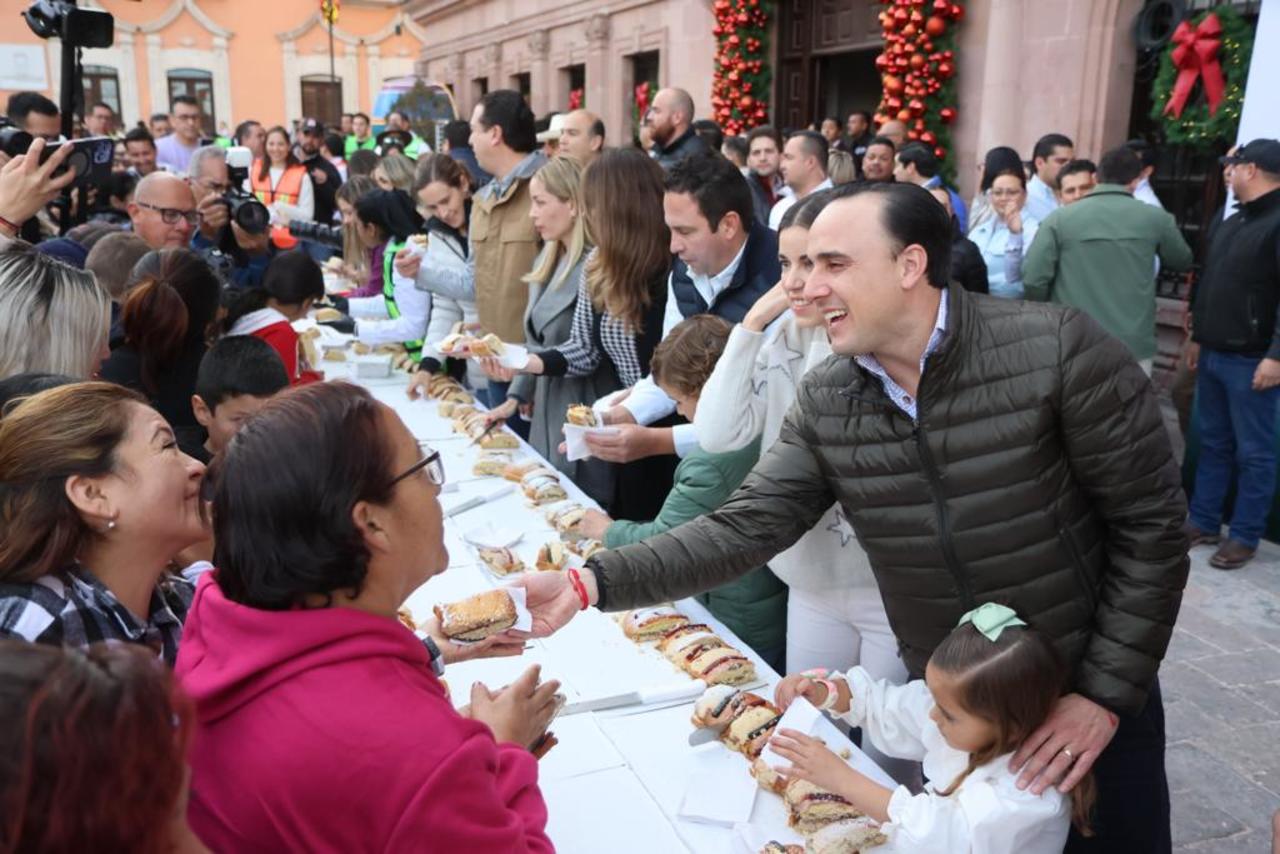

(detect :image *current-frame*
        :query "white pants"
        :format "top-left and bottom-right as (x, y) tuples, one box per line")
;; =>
(786, 586), (921, 788)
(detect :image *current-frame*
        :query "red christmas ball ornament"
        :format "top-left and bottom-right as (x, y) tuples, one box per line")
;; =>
(728, 34), (741, 46)
(901, 22), (917, 36)
(736, 11), (748, 23)
(941, 49), (954, 60)
(950, 4), (964, 21)
(921, 130), (937, 145)
(907, 130), (920, 140)
(925, 15), (946, 36)
(933, 0), (950, 11)
(897, 108), (913, 122)
(743, 82), (753, 93)
(939, 106), (956, 124)
(883, 74), (904, 94)
(908, 98), (925, 116)
(892, 7), (909, 22)
(922, 40), (935, 52)
(909, 53), (926, 70)
(875, 52), (890, 70)
(937, 61), (954, 79)
(739, 95), (754, 110)
(728, 71), (740, 82)
(934, 146), (947, 159)
(913, 118), (926, 131)
(886, 95), (903, 110)
(909, 9), (924, 22)
(711, 25), (722, 36)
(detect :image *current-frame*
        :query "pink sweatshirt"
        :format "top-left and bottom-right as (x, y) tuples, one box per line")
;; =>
(175, 574), (554, 853)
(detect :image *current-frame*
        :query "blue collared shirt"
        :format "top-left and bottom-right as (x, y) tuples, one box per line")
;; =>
(1025, 174), (1059, 223)
(854, 288), (949, 421)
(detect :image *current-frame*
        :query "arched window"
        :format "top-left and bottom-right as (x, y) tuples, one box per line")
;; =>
(82, 64), (120, 116)
(167, 68), (215, 136)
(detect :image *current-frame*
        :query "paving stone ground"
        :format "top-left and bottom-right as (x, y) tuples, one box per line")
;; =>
(1159, 401), (1280, 852)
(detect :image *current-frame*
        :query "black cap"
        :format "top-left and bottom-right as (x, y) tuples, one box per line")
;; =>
(300, 118), (323, 135)
(377, 129), (412, 151)
(1220, 139), (1280, 172)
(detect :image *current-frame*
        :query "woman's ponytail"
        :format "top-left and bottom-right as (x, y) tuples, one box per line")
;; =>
(120, 278), (188, 395)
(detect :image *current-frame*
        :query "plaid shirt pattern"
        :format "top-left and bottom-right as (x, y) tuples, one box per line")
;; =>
(557, 253), (647, 387)
(0, 566), (192, 665)
(854, 288), (950, 422)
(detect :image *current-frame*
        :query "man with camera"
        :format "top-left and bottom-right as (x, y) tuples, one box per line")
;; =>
(188, 145), (272, 288)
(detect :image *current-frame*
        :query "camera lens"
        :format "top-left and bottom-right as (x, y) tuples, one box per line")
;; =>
(66, 149), (90, 179)
(0, 127), (33, 158)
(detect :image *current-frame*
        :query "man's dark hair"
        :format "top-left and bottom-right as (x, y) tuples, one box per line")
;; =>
(847, 110), (872, 125)
(827, 181), (951, 288)
(443, 119), (471, 150)
(354, 112), (370, 124)
(867, 135), (897, 154)
(5, 91), (58, 124)
(665, 151), (754, 231)
(790, 130), (829, 170)
(123, 127), (155, 149)
(1125, 138), (1157, 171)
(170, 95), (199, 113)
(746, 125), (781, 150)
(722, 135), (749, 163)
(692, 119), (724, 153)
(896, 142), (939, 178)
(355, 189), (425, 242)
(588, 116), (606, 140)
(323, 132), (343, 157)
(1055, 158), (1097, 189)
(1097, 146), (1143, 186)
(149, 112), (169, 123)
(89, 101), (113, 115)
(233, 120), (261, 145)
(208, 382), (400, 609)
(476, 90), (536, 154)
(387, 109), (408, 125)
(195, 336), (289, 412)
(347, 148), (379, 177)
(779, 186), (837, 231)
(341, 112), (354, 120)
(1032, 133), (1073, 163)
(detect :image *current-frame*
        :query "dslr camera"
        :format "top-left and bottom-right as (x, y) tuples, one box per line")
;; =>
(288, 219), (343, 249)
(219, 146), (270, 235)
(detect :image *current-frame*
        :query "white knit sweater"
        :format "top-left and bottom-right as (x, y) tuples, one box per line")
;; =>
(695, 316), (877, 594)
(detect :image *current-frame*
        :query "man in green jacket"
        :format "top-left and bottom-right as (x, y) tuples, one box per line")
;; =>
(1024, 145), (1193, 373)
(576, 315), (787, 669)
(516, 182), (1188, 852)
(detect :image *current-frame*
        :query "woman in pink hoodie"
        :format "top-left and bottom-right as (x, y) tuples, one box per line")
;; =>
(176, 381), (560, 853)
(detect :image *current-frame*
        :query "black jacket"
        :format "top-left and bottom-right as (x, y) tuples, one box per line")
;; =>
(950, 228), (989, 295)
(589, 286), (1188, 716)
(1191, 187), (1280, 358)
(669, 221), (779, 323)
(651, 127), (710, 172)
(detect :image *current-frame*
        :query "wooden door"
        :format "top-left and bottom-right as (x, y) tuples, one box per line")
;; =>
(301, 78), (342, 127)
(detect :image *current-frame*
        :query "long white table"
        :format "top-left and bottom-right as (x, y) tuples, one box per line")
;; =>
(327, 361), (893, 853)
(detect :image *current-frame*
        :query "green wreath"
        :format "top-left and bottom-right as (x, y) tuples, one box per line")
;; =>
(1150, 5), (1253, 149)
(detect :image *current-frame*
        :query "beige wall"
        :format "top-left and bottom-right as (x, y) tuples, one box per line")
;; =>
(408, 0), (718, 146)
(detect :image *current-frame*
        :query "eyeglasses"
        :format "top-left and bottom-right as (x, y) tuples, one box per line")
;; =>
(388, 448), (445, 489)
(135, 201), (197, 226)
(173, 113), (202, 123)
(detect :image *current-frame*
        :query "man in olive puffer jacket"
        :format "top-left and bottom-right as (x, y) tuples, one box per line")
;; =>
(518, 182), (1189, 852)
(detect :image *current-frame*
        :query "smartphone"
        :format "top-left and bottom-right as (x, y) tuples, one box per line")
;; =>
(38, 136), (114, 186)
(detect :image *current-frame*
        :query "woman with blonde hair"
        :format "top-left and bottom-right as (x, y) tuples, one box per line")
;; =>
(827, 149), (858, 185)
(481, 156), (616, 502)
(335, 174), (379, 294)
(505, 148), (671, 512)
(0, 382), (207, 665)
(0, 248), (110, 380)
(373, 150), (416, 194)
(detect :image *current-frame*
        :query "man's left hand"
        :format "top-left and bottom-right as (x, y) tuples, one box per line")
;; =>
(1010, 693), (1119, 794)
(578, 508), (613, 540)
(1253, 358), (1280, 391)
(584, 423), (669, 463)
(311, 167), (327, 185)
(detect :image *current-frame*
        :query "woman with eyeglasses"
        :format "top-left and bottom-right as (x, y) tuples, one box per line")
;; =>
(967, 168), (1040, 299)
(0, 382), (207, 667)
(99, 248), (222, 457)
(177, 381), (558, 852)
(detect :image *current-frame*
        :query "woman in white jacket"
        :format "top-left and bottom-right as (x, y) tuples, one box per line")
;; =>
(345, 189), (431, 361)
(695, 190), (912, 784)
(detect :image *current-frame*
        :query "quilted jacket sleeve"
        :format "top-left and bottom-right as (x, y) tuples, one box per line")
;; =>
(1056, 308), (1189, 715)
(590, 391), (836, 611)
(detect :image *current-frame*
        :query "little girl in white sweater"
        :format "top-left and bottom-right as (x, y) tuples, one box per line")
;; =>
(770, 604), (1093, 852)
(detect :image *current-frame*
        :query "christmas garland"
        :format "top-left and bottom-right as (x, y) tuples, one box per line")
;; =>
(874, 0), (963, 182)
(1150, 5), (1252, 149)
(710, 0), (773, 135)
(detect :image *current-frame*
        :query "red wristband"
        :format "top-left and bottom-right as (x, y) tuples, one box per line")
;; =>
(0, 214), (20, 235)
(567, 568), (590, 611)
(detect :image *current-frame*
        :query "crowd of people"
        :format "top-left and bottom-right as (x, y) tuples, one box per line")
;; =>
(1, 78), (1279, 854)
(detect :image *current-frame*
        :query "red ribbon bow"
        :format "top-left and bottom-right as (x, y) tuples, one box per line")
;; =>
(1163, 13), (1226, 118)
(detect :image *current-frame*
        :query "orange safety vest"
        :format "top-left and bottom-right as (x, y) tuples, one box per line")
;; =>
(250, 162), (307, 250)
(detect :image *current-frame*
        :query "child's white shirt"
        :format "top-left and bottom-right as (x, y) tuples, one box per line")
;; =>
(834, 666), (1071, 854)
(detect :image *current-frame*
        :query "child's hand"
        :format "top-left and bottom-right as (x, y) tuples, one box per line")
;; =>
(774, 673), (830, 711)
(769, 728), (860, 797)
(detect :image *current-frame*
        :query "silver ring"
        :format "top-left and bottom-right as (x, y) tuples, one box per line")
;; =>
(1062, 747), (1074, 760)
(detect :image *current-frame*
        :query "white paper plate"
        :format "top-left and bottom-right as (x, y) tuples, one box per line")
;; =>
(462, 522), (524, 549)
(497, 343), (531, 370)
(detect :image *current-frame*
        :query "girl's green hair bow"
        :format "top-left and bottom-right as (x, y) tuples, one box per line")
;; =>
(957, 602), (1027, 642)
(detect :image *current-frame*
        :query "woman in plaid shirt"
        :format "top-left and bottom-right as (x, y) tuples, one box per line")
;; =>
(0, 382), (207, 665)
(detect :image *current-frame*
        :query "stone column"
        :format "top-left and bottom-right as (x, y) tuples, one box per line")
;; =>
(146, 34), (166, 120)
(484, 43), (502, 91)
(584, 13), (612, 143)
(447, 53), (466, 115)
(528, 29), (551, 114)
(368, 44), (383, 113)
(212, 35), (233, 128)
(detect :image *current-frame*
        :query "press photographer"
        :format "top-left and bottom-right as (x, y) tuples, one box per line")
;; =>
(189, 144), (273, 288)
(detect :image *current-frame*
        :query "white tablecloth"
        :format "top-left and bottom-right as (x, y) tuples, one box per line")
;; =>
(329, 365), (894, 852)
